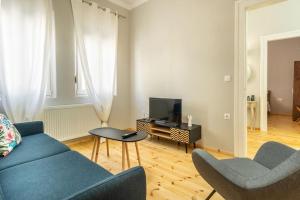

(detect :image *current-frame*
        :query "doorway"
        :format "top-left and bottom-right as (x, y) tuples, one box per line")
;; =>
(245, 2), (300, 156)
(259, 31), (300, 131)
(247, 36), (300, 156)
(234, 0), (300, 157)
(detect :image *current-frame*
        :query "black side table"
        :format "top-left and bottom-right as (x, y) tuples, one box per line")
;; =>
(89, 128), (148, 170)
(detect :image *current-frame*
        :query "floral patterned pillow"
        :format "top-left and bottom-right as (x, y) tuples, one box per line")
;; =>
(0, 114), (22, 157)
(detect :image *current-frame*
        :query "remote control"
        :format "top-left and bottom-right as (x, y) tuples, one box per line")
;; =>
(122, 132), (137, 139)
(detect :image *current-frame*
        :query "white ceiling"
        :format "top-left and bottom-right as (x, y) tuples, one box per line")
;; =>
(108, 0), (148, 10)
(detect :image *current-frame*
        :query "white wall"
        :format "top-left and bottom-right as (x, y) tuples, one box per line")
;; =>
(246, 0), (300, 127)
(130, 0), (235, 153)
(268, 37), (300, 115)
(0, 0), (131, 129)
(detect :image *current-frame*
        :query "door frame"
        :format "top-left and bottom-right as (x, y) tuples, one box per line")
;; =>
(260, 30), (300, 132)
(234, 0), (287, 157)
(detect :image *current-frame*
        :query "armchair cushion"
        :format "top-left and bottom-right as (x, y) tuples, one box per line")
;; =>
(192, 150), (269, 189)
(221, 158), (270, 178)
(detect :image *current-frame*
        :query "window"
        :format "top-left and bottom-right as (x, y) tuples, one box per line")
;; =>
(0, 71), (56, 99)
(75, 53), (88, 96)
(74, 41), (118, 97)
(75, 42), (88, 96)
(0, 3), (56, 100)
(46, 58), (56, 98)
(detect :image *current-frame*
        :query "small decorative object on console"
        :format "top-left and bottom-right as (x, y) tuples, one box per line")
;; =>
(187, 114), (193, 127)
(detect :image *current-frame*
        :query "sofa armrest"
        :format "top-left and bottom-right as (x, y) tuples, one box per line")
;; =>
(14, 121), (44, 137)
(254, 141), (296, 169)
(67, 166), (146, 200)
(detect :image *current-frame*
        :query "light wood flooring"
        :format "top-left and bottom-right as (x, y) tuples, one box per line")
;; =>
(65, 137), (230, 200)
(64, 115), (300, 200)
(248, 114), (300, 157)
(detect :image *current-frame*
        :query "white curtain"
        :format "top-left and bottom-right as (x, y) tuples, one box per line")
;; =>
(71, 0), (118, 127)
(0, 0), (54, 122)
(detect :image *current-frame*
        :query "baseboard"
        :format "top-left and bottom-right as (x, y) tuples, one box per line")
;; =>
(247, 127), (260, 131)
(269, 113), (292, 117)
(63, 135), (93, 145)
(197, 145), (234, 157)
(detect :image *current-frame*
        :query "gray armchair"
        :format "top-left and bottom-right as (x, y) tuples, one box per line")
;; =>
(192, 141), (300, 200)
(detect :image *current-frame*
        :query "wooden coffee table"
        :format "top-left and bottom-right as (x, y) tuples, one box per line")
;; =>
(89, 128), (148, 170)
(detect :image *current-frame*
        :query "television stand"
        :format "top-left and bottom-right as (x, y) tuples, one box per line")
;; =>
(137, 118), (201, 153)
(154, 120), (178, 128)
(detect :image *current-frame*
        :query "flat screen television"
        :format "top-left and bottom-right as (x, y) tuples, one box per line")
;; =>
(149, 97), (182, 125)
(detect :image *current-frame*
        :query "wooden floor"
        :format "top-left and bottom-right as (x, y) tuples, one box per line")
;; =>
(64, 114), (300, 200)
(65, 137), (230, 200)
(248, 114), (300, 157)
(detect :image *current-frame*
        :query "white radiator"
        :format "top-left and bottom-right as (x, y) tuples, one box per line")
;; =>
(42, 104), (101, 141)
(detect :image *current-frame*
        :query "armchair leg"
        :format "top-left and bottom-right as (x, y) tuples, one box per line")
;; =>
(205, 189), (216, 200)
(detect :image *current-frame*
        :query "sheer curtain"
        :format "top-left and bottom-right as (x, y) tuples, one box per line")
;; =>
(71, 0), (118, 127)
(0, 0), (54, 122)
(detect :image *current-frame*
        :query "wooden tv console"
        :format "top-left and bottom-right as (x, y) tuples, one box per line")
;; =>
(136, 119), (201, 153)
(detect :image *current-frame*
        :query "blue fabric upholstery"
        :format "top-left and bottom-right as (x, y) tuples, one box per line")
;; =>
(14, 121), (44, 137)
(221, 158), (270, 178)
(0, 133), (70, 171)
(0, 151), (113, 200)
(0, 184), (4, 200)
(68, 167), (146, 200)
(254, 141), (296, 169)
(0, 121), (147, 200)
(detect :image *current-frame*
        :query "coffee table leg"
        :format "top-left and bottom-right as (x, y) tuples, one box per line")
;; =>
(125, 143), (131, 168)
(91, 136), (97, 161)
(122, 142), (125, 170)
(106, 139), (110, 157)
(95, 137), (101, 163)
(135, 142), (141, 166)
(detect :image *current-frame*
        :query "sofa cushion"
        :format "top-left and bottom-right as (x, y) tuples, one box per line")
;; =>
(14, 121), (44, 137)
(0, 133), (69, 171)
(0, 151), (113, 200)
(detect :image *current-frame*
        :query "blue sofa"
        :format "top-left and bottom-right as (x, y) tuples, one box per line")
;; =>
(0, 121), (146, 200)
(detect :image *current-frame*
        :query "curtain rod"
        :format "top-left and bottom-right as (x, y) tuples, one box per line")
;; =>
(82, 0), (127, 19)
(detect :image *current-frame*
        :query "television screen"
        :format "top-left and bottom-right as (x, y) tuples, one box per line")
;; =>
(149, 98), (182, 124)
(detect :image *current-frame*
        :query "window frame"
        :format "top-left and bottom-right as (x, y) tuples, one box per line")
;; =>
(46, 62), (56, 98)
(74, 41), (88, 97)
(46, 13), (57, 98)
